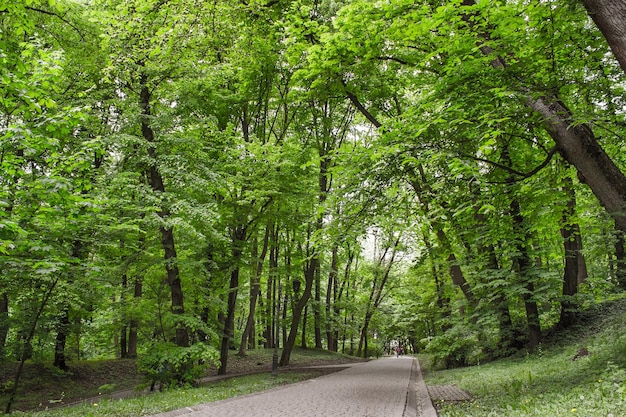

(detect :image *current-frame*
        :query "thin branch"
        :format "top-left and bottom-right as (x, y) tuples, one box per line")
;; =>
(25, 6), (85, 42)
(457, 145), (559, 181)
(344, 86), (382, 128)
(375, 55), (409, 65)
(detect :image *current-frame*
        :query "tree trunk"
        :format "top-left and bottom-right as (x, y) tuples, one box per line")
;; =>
(0, 293), (8, 357)
(408, 164), (477, 310)
(615, 230), (626, 289)
(582, 0), (626, 74)
(264, 258), (274, 349)
(238, 225), (270, 357)
(54, 238), (86, 368)
(559, 174), (585, 328)
(326, 245), (339, 352)
(139, 76), (188, 348)
(357, 313), (372, 358)
(336, 249), (354, 354)
(423, 233), (450, 333)
(219, 227), (246, 375)
(357, 235), (401, 357)
(127, 278), (142, 358)
(5, 278), (59, 414)
(510, 198), (542, 351)
(120, 272), (128, 359)
(219, 265), (240, 375)
(265, 225), (279, 349)
(280, 256), (316, 366)
(301, 304), (308, 349)
(53, 307), (70, 370)
(436, 229), (477, 310)
(314, 260), (323, 349)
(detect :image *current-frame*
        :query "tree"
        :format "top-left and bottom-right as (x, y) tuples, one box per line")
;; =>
(582, 0), (626, 74)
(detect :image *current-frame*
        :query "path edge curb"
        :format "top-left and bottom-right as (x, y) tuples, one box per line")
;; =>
(412, 357), (438, 417)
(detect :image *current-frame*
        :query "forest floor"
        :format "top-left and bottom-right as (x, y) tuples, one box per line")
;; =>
(0, 348), (366, 413)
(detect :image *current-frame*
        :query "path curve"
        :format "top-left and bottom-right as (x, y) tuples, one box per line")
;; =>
(150, 356), (437, 417)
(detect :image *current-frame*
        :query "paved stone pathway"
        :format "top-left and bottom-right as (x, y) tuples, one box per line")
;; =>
(150, 356), (437, 417)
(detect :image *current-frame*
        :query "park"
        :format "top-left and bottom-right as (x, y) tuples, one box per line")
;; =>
(1, 0), (626, 415)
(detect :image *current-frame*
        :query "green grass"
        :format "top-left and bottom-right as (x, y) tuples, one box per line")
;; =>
(422, 298), (626, 417)
(8, 372), (319, 417)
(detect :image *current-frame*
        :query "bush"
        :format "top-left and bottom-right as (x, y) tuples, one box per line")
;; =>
(425, 324), (485, 368)
(137, 342), (219, 390)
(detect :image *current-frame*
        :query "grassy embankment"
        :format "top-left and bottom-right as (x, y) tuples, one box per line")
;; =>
(422, 297), (626, 417)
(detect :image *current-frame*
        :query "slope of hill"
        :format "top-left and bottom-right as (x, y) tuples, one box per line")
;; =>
(423, 296), (626, 416)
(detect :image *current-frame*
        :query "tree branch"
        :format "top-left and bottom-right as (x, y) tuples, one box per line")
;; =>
(343, 85), (382, 128)
(25, 6), (85, 42)
(456, 145), (559, 181)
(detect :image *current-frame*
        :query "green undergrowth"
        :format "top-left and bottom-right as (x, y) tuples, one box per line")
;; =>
(422, 297), (626, 417)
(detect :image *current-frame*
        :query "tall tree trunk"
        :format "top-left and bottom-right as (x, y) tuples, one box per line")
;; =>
(53, 307), (70, 370)
(357, 235), (401, 357)
(499, 139), (541, 351)
(357, 312), (373, 358)
(219, 226), (246, 375)
(238, 225), (270, 357)
(264, 259), (274, 349)
(139, 75), (188, 348)
(5, 277), (59, 414)
(582, 0), (626, 74)
(436, 229), (477, 311)
(265, 225), (279, 348)
(54, 239), (85, 369)
(423, 233), (450, 333)
(314, 260), (323, 349)
(281, 255), (316, 366)
(301, 304), (308, 349)
(407, 164), (477, 311)
(120, 272), (128, 359)
(509, 198), (542, 351)
(614, 229), (626, 289)
(336, 249), (354, 354)
(325, 245), (339, 352)
(127, 278), (142, 358)
(0, 293), (8, 358)
(559, 174), (586, 327)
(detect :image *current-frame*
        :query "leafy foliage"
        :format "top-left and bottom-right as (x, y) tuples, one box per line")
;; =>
(137, 342), (219, 388)
(2, 0), (626, 411)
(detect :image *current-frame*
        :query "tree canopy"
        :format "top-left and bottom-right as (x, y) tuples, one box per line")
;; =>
(1, 0), (626, 410)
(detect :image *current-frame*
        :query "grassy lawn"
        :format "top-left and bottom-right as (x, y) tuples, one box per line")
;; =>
(422, 298), (626, 417)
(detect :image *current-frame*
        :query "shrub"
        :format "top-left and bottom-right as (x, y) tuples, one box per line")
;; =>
(137, 342), (219, 390)
(425, 324), (485, 368)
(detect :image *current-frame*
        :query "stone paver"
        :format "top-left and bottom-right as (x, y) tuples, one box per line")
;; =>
(150, 356), (437, 417)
